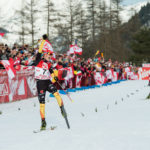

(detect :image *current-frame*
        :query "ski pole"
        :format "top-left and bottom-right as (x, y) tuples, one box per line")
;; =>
(56, 81), (74, 102)
(64, 115), (70, 129)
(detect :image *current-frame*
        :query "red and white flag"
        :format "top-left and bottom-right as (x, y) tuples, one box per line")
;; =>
(42, 40), (53, 54)
(0, 58), (16, 79)
(0, 33), (5, 40)
(75, 47), (82, 55)
(68, 45), (82, 55)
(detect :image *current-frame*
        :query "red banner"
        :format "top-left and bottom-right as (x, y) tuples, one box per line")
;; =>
(9, 75), (27, 101)
(138, 67), (150, 80)
(142, 64), (150, 68)
(0, 71), (9, 103)
(0, 68), (37, 103)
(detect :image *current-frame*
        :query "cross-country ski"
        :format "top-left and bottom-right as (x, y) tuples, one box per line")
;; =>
(33, 126), (57, 133)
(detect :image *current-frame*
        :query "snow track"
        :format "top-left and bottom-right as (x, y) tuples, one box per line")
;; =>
(0, 80), (150, 150)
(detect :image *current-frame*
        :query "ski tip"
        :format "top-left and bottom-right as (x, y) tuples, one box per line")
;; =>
(33, 126), (57, 133)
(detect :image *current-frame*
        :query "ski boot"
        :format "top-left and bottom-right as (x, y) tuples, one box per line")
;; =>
(60, 105), (67, 118)
(41, 119), (47, 130)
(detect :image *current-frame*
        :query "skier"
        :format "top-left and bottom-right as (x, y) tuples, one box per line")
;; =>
(35, 34), (67, 130)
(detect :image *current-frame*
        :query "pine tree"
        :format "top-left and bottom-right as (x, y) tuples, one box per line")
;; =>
(139, 3), (150, 26)
(97, 0), (109, 59)
(54, 0), (82, 52)
(15, 1), (28, 45)
(110, 0), (124, 60)
(130, 28), (150, 63)
(24, 0), (39, 47)
(85, 0), (97, 41)
(73, 1), (89, 48)
(44, 0), (57, 40)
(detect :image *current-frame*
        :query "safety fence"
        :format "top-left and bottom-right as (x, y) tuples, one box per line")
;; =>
(0, 65), (149, 104)
(50, 79), (126, 97)
(0, 69), (36, 103)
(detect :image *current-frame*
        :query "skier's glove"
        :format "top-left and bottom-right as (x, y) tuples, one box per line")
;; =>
(38, 40), (45, 53)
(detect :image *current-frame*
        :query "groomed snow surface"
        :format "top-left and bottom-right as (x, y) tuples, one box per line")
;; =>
(0, 80), (150, 150)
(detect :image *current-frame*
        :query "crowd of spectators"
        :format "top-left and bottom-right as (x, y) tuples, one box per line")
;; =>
(0, 43), (35, 66)
(0, 42), (139, 85)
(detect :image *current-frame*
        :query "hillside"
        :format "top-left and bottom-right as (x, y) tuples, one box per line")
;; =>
(139, 2), (150, 26)
(0, 0), (148, 45)
(118, 2), (150, 63)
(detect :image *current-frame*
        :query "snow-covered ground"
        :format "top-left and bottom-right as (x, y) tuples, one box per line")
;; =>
(0, 80), (150, 150)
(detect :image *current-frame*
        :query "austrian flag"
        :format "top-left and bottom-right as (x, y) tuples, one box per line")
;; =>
(69, 45), (82, 55)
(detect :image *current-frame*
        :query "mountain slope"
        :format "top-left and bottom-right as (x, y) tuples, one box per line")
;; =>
(139, 2), (150, 26)
(0, 0), (148, 45)
(121, 1), (148, 22)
